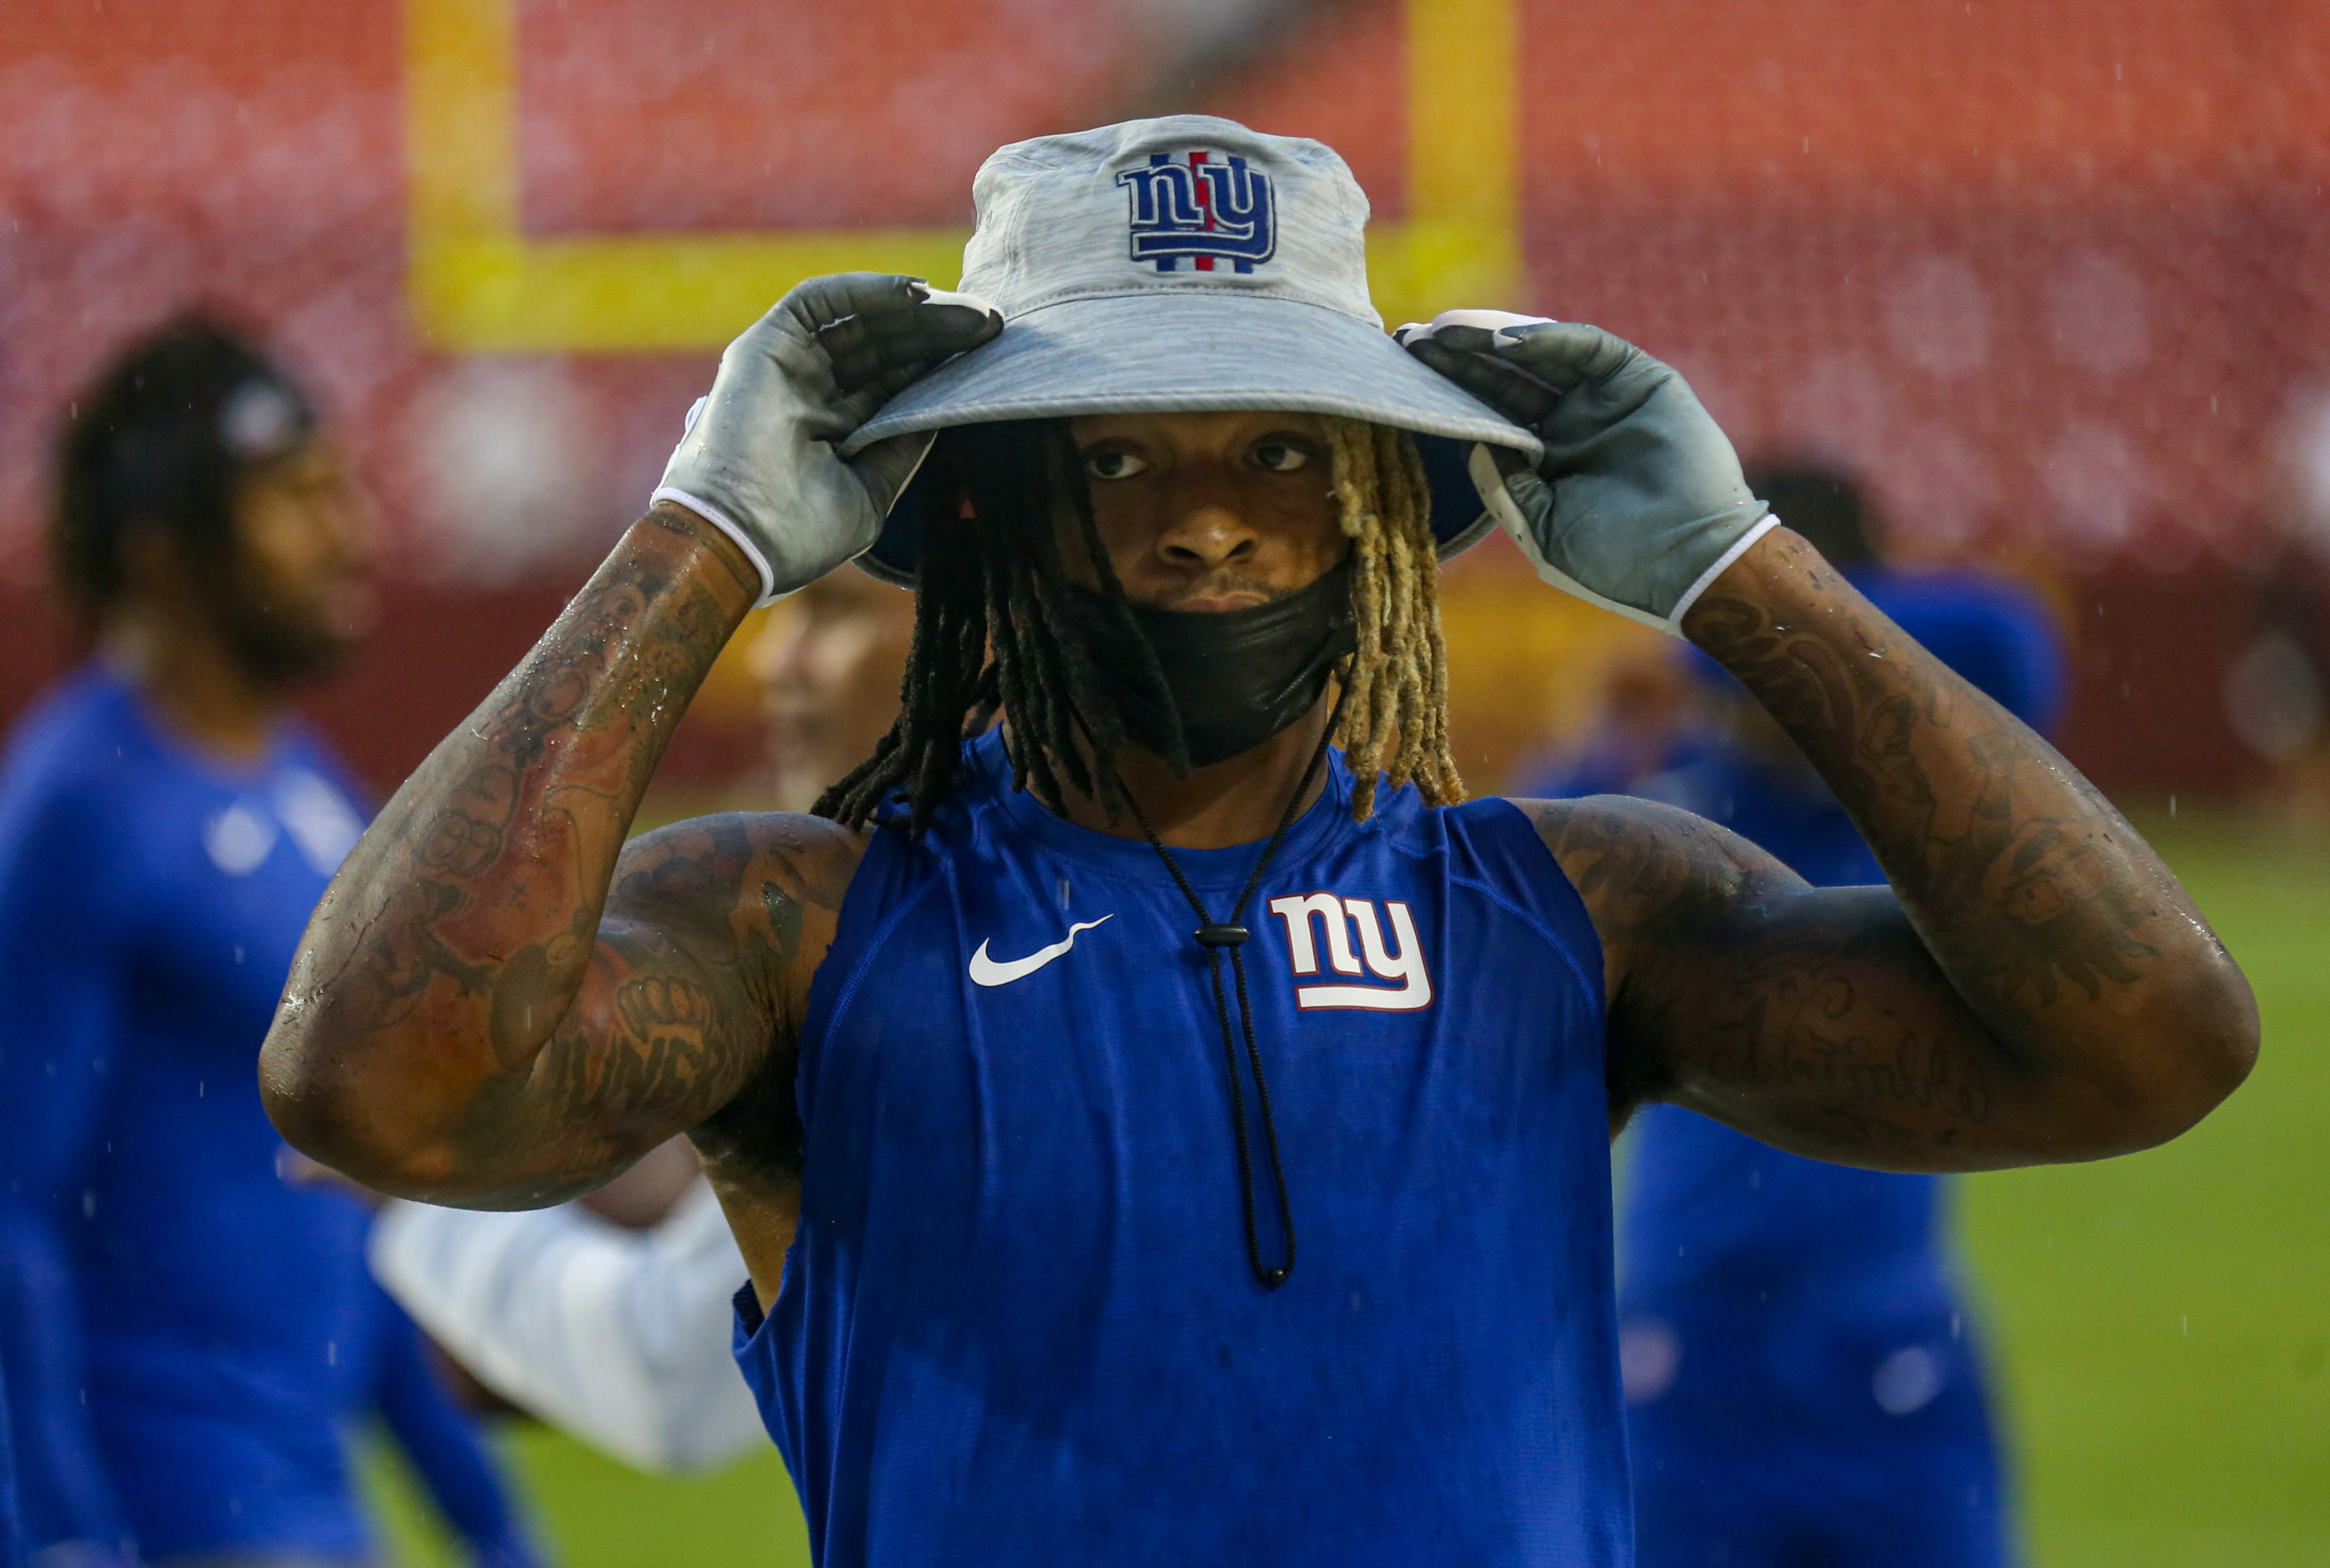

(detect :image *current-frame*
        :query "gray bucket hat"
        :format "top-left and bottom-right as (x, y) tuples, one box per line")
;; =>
(840, 114), (1542, 586)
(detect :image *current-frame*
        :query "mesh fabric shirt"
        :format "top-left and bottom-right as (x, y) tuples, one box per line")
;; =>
(737, 729), (1628, 1567)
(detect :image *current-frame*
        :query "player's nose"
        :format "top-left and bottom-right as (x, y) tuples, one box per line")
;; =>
(1154, 478), (1259, 573)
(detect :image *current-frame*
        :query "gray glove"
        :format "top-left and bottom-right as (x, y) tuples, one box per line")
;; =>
(1396, 311), (1775, 635)
(655, 273), (1001, 605)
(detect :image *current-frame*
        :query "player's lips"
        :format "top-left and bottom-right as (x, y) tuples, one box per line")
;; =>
(1137, 575), (1284, 613)
(1167, 591), (1270, 613)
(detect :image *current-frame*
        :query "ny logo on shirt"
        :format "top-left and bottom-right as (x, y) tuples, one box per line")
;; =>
(1265, 894), (1434, 1012)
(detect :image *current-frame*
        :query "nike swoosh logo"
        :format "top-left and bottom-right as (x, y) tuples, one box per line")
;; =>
(968, 916), (1115, 988)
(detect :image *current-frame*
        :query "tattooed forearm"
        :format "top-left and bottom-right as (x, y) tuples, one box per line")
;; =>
(1680, 532), (2208, 1042)
(260, 506), (850, 1203)
(1534, 526), (2256, 1171)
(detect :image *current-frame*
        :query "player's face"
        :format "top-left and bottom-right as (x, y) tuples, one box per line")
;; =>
(747, 568), (917, 811)
(1063, 411), (1347, 612)
(221, 433), (378, 681)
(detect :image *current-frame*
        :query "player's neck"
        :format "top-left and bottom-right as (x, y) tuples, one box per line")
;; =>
(1046, 697), (1335, 850)
(100, 601), (284, 764)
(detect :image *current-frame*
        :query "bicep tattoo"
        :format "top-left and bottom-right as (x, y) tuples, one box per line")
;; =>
(478, 813), (857, 1195)
(1522, 795), (2023, 1168)
(1675, 892), (2009, 1161)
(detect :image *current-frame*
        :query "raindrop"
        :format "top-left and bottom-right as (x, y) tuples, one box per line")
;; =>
(1873, 1346), (1946, 1414)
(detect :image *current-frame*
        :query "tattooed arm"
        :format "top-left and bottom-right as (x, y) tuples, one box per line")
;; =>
(1399, 316), (2253, 1165)
(260, 276), (991, 1210)
(259, 505), (854, 1206)
(1528, 527), (2257, 1171)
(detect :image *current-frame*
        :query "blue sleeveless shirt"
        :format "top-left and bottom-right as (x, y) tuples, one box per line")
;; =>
(736, 730), (1628, 1567)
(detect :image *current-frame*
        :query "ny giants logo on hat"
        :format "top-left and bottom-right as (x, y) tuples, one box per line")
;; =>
(1115, 150), (1275, 274)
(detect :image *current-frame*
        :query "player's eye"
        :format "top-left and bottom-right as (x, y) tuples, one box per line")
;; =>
(1250, 441), (1312, 474)
(1082, 448), (1149, 481)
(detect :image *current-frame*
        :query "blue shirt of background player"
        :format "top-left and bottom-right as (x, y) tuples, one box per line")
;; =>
(1526, 561), (2063, 1567)
(0, 667), (544, 1566)
(1, 1355), (22, 1568)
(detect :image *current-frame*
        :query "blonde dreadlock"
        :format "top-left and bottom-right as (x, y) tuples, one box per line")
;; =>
(1321, 417), (1463, 821)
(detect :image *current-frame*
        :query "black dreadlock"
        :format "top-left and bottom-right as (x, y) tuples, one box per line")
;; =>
(814, 419), (1181, 834)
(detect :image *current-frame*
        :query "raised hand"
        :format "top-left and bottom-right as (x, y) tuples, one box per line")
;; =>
(656, 273), (1001, 605)
(1397, 310), (1772, 635)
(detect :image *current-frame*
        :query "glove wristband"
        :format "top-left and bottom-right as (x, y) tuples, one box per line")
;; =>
(1667, 513), (1782, 633)
(650, 486), (782, 608)
(1472, 449), (1779, 638)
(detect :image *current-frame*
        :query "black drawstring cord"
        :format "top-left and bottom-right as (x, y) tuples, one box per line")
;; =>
(1107, 690), (1348, 1290)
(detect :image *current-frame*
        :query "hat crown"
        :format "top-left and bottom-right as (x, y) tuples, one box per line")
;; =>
(960, 115), (1382, 329)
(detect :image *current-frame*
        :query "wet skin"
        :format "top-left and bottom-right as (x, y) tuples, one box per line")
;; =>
(257, 416), (2256, 1314)
(1065, 410), (1345, 612)
(1049, 410), (1359, 848)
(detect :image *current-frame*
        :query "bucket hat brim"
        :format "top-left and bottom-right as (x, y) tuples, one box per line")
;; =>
(839, 292), (1542, 587)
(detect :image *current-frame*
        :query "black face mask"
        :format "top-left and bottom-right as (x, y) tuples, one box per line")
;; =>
(1059, 557), (1357, 769)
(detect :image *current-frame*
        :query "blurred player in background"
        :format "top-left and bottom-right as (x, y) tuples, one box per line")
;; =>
(367, 570), (914, 1473)
(0, 321), (546, 1567)
(751, 565), (920, 819)
(1528, 462), (2064, 1568)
